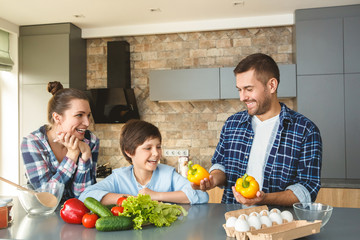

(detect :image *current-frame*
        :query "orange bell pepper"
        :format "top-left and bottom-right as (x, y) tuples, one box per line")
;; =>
(187, 161), (210, 185)
(235, 173), (259, 199)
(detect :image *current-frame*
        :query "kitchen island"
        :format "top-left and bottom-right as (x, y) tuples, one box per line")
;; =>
(0, 197), (359, 240)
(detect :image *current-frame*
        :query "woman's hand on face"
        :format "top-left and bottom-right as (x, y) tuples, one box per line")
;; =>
(78, 141), (91, 162)
(56, 132), (80, 162)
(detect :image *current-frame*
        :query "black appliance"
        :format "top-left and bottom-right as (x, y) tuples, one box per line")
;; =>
(87, 41), (140, 123)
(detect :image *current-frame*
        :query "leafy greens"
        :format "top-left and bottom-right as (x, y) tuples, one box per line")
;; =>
(120, 194), (188, 229)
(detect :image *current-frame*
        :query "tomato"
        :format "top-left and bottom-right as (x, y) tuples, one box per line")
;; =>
(111, 206), (124, 216)
(116, 196), (127, 206)
(82, 213), (98, 228)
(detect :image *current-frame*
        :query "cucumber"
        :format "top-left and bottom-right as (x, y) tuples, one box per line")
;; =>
(104, 204), (117, 210)
(95, 216), (133, 231)
(84, 197), (113, 217)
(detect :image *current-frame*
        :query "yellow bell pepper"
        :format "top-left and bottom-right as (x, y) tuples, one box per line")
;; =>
(187, 161), (210, 185)
(235, 173), (259, 199)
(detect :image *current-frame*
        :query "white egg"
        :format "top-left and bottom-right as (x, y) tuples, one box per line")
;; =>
(270, 208), (281, 214)
(238, 213), (248, 220)
(269, 212), (283, 225)
(234, 218), (250, 232)
(249, 211), (260, 218)
(247, 215), (261, 230)
(260, 215), (273, 228)
(281, 210), (294, 223)
(226, 216), (238, 227)
(259, 209), (270, 216)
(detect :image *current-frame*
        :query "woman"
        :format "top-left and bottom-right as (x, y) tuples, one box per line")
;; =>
(79, 119), (208, 205)
(21, 81), (99, 201)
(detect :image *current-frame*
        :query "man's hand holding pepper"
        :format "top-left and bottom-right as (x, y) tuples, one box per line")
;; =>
(232, 186), (265, 206)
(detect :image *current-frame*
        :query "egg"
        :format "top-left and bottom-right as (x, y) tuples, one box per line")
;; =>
(234, 218), (250, 232)
(269, 212), (283, 225)
(281, 210), (294, 223)
(270, 208), (281, 214)
(259, 209), (270, 216)
(247, 215), (261, 230)
(249, 211), (260, 218)
(226, 216), (237, 227)
(238, 213), (248, 220)
(260, 215), (273, 228)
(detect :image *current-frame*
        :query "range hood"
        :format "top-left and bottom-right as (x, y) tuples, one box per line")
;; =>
(87, 41), (140, 124)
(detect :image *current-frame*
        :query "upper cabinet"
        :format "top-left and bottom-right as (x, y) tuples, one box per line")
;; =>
(344, 16), (360, 73)
(150, 64), (296, 101)
(295, 5), (360, 75)
(295, 17), (343, 75)
(19, 23), (86, 90)
(149, 68), (220, 101)
(295, 5), (360, 179)
(219, 65), (296, 99)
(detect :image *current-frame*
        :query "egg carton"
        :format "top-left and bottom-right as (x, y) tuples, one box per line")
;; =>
(223, 205), (322, 240)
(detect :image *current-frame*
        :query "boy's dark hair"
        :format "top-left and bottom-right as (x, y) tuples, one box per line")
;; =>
(233, 53), (280, 87)
(120, 119), (162, 164)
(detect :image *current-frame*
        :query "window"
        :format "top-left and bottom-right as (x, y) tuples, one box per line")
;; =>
(0, 29), (14, 71)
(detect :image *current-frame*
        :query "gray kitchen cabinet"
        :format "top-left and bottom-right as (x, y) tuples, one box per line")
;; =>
(345, 73), (360, 179)
(295, 5), (360, 76)
(344, 16), (360, 73)
(149, 68), (220, 101)
(20, 34), (69, 85)
(219, 64), (296, 99)
(19, 23), (86, 90)
(150, 64), (296, 101)
(295, 17), (343, 75)
(295, 5), (360, 180)
(297, 74), (346, 178)
(219, 67), (236, 99)
(19, 23), (86, 185)
(276, 64), (297, 98)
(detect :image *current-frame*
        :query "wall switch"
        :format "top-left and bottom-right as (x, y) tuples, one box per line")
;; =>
(164, 149), (189, 157)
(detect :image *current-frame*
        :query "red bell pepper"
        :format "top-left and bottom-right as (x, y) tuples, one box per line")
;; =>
(60, 198), (90, 224)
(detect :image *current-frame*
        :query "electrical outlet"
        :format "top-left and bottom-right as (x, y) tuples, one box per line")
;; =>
(163, 149), (189, 157)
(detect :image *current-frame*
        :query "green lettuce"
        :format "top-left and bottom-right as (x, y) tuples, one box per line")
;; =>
(120, 194), (188, 229)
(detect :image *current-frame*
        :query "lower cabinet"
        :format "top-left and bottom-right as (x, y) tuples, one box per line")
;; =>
(297, 74), (345, 178)
(297, 73), (360, 179)
(344, 73), (360, 179)
(316, 188), (360, 208)
(208, 186), (360, 208)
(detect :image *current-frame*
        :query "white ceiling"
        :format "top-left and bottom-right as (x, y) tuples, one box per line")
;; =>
(1, 0), (359, 38)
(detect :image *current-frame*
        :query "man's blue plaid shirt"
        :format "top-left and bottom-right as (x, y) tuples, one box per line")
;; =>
(211, 103), (322, 204)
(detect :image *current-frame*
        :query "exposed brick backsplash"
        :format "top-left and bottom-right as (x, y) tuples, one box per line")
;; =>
(87, 26), (295, 172)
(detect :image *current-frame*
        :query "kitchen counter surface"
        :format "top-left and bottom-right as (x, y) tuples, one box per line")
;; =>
(0, 197), (359, 240)
(321, 178), (360, 189)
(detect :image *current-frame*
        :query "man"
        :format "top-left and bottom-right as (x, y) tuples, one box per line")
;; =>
(192, 53), (322, 206)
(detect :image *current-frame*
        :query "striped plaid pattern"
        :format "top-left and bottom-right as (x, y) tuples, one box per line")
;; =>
(21, 125), (99, 201)
(212, 103), (322, 203)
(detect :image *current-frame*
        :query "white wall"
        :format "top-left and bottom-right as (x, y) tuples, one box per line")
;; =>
(0, 18), (20, 196)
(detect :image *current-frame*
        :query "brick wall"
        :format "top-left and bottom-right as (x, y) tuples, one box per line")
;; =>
(86, 26), (295, 171)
